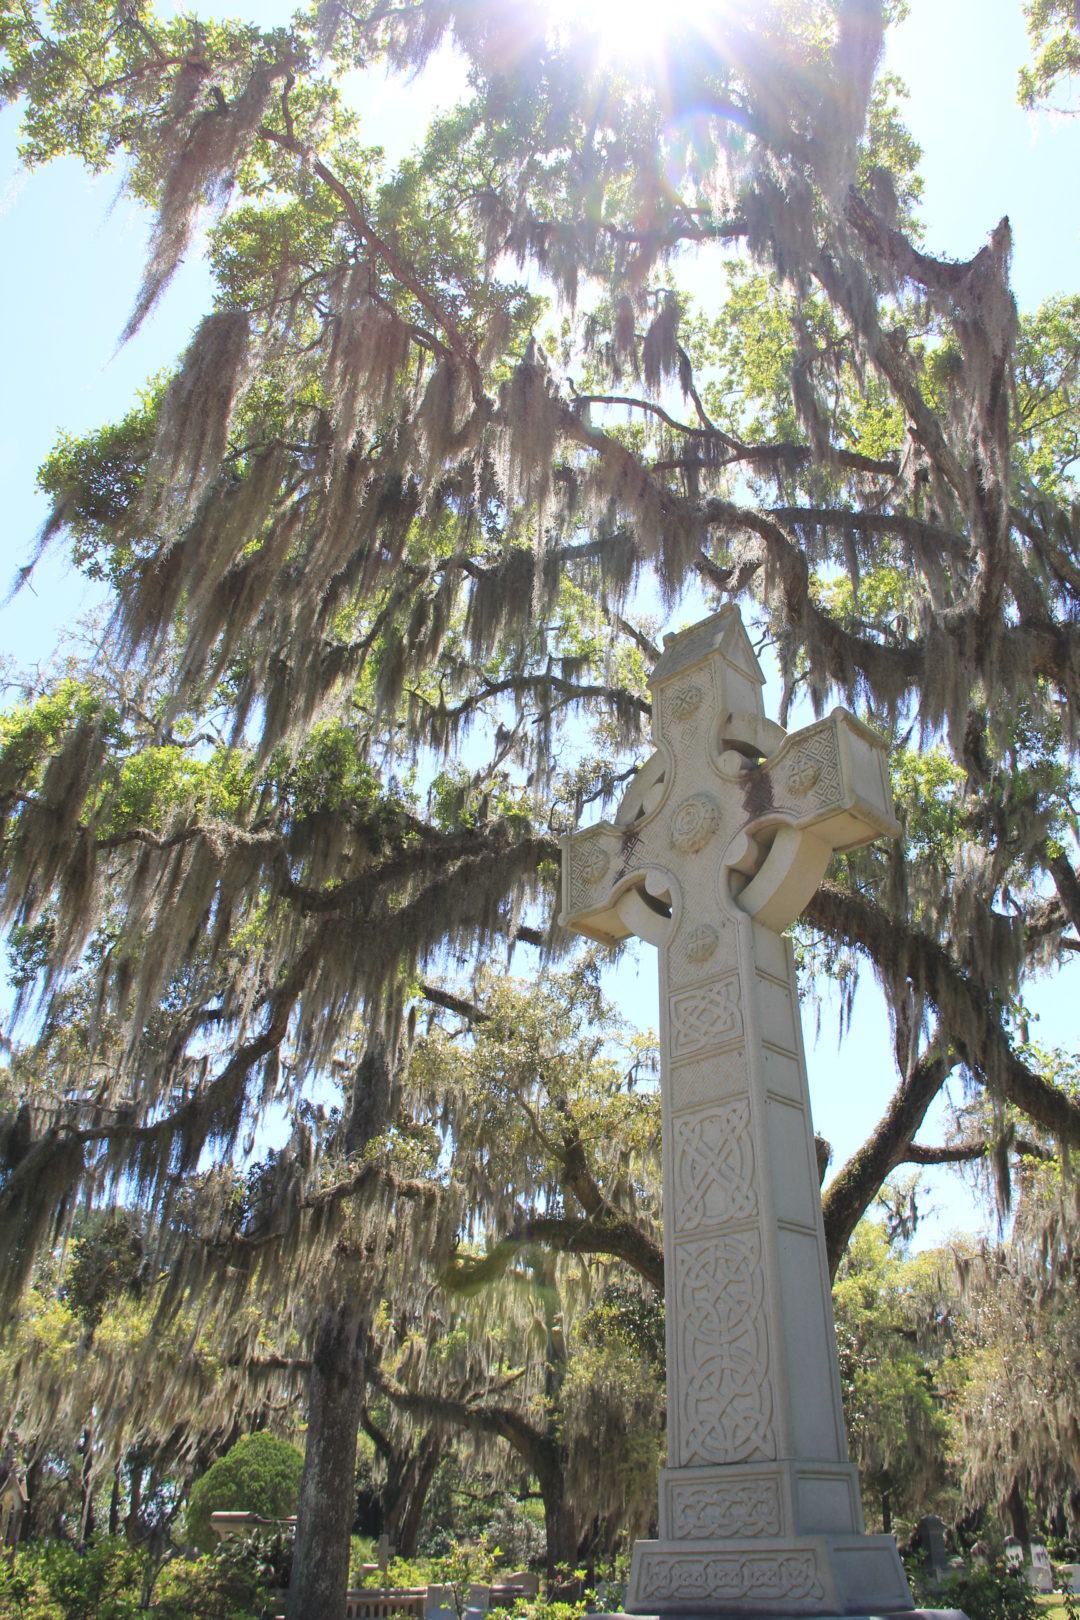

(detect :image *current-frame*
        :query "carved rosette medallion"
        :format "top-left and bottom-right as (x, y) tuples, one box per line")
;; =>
(777, 728), (840, 813)
(638, 1549), (824, 1605)
(668, 1477), (783, 1540)
(668, 920), (727, 988)
(677, 1230), (775, 1464)
(575, 843), (609, 884)
(568, 841), (610, 908)
(685, 923), (719, 962)
(670, 792), (722, 853)
(666, 681), (705, 738)
(789, 758), (821, 795)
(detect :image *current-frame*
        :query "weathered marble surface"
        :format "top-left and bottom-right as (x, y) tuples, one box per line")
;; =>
(560, 608), (912, 1616)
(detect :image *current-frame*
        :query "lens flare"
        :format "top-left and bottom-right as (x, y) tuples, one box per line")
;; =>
(545, 0), (721, 66)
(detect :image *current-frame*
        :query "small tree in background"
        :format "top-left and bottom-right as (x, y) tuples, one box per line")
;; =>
(833, 1211), (952, 1538)
(185, 1434), (304, 1554)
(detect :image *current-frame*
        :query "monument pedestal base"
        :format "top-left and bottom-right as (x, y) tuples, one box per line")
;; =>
(608, 1611), (964, 1620)
(628, 1533), (912, 1615)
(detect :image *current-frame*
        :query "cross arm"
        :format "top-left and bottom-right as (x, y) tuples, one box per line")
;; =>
(559, 816), (674, 947)
(724, 709), (900, 933)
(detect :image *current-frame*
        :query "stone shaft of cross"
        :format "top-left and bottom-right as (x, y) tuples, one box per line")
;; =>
(560, 608), (916, 1617)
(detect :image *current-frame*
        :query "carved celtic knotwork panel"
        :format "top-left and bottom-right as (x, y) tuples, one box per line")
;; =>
(673, 1098), (757, 1232)
(669, 974), (743, 1059)
(668, 1477), (783, 1540)
(676, 1231), (775, 1464)
(638, 1549), (824, 1605)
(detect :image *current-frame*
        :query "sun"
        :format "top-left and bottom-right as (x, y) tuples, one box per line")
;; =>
(543, 0), (717, 68)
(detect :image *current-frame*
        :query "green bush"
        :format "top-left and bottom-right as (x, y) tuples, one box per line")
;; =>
(489, 1601), (588, 1620)
(906, 1552), (1042, 1620)
(185, 1433), (304, 1553)
(351, 1548), (439, 1589)
(152, 1531), (292, 1619)
(0, 1533), (292, 1620)
(0, 1537), (143, 1620)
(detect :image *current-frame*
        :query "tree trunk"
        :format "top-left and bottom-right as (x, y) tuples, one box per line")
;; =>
(108, 1465), (121, 1537)
(533, 1448), (577, 1577)
(393, 1433), (442, 1556)
(79, 1427), (95, 1544)
(24, 1455), (41, 1541)
(881, 1487), (891, 1536)
(287, 1296), (369, 1620)
(1005, 1478), (1030, 1551)
(543, 1494), (578, 1580)
(125, 1456), (143, 1544)
(289, 1027), (396, 1618)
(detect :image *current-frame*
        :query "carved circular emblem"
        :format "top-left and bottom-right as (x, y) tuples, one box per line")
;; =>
(669, 682), (704, 723)
(576, 844), (610, 885)
(670, 793), (721, 853)
(789, 759), (821, 796)
(684, 924), (719, 963)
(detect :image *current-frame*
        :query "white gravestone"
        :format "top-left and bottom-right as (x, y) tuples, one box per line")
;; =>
(560, 607), (914, 1616)
(1027, 1545), (1053, 1594)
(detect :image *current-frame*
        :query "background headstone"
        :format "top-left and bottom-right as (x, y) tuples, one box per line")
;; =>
(916, 1515), (949, 1582)
(1028, 1543), (1053, 1594)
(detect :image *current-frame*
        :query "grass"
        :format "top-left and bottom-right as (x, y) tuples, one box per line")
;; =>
(1035, 1596), (1079, 1620)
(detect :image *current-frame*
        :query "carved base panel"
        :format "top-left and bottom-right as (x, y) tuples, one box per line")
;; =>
(627, 1534), (912, 1616)
(658, 1462), (863, 1541)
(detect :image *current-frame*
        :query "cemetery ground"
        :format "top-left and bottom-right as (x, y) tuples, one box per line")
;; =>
(1, 1518), (1079, 1620)
(2, 1187), (1080, 1620)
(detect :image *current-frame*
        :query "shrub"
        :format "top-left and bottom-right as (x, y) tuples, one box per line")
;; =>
(905, 1551), (1042, 1620)
(489, 1601), (588, 1620)
(152, 1531), (293, 1619)
(0, 1537), (143, 1620)
(185, 1433), (304, 1553)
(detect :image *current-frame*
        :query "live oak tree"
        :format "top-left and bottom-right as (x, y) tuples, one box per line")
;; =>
(412, 965), (663, 1294)
(3, 0), (1080, 1611)
(949, 1142), (1080, 1544)
(0, 1219), (301, 1553)
(373, 1243), (666, 1574)
(233, 962), (663, 1576)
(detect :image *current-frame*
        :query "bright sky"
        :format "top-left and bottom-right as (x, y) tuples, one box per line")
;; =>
(1, 0), (1077, 1247)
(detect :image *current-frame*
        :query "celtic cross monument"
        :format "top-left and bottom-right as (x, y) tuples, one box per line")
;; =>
(560, 607), (916, 1616)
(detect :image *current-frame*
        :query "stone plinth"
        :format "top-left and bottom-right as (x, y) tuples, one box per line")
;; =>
(593, 1611), (965, 1620)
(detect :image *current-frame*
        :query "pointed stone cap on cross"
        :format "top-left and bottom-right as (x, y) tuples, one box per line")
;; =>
(560, 606), (899, 944)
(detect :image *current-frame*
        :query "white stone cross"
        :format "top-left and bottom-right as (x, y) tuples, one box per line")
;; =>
(560, 607), (915, 1616)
